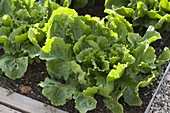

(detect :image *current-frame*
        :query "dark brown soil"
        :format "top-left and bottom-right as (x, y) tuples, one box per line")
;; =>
(75, 0), (106, 18)
(0, 61), (51, 104)
(134, 27), (170, 56)
(152, 31), (170, 55)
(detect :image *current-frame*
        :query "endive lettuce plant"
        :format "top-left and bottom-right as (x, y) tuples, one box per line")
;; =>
(105, 0), (170, 31)
(38, 8), (170, 113)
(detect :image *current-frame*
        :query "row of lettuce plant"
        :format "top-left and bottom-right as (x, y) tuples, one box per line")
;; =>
(55, 0), (170, 31)
(105, 0), (170, 32)
(0, 0), (170, 113)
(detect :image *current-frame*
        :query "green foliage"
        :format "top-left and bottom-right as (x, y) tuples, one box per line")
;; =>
(39, 78), (76, 106)
(2, 14), (12, 27)
(0, 0), (13, 17)
(105, 0), (170, 31)
(39, 7), (169, 113)
(0, 0), (50, 78)
(0, 55), (28, 80)
(0, 0), (170, 113)
(103, 86), (126, 113)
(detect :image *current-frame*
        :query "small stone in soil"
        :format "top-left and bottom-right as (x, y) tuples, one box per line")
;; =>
(19, 85), (32, 94)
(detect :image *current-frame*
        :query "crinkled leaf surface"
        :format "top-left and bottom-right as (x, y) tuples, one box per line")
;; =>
(156, 47), (170, 65)
(155, 14), (170, 29)
(46, 59), (72, 81)
(76, 48), (94, 62)
(0, 55), (28, 80)
(103, 86), (126, 113)
(143, 26), (161, 43)
(83, 86), (98, 96)
(0, 0), (13, 16)
(21, 43), (41, 58)
(23, 0), (36, 8)
(49, 14), (70, 39)
(28, 27), (40, 46)
(4, 40), (21, 54)
(0, 27), (11, 36)
(159, 0), (170, 11)
(9, 25), (27, 43)
(40, 37), (72, 61)
(0, 36), (7, 43)
(116, 77), (142, 106)
(39, 78), (76, 106)
(74, 92), (97, 113)
(70, 61), (87, 85)
(136, 1), (148, 18)
(15, 33), (28, 43)
(107, 63), (127, 82)
(115, 6), (135, 17)
(69, 17), (91, 42)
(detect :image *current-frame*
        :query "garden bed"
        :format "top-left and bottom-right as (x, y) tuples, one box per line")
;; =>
(0, 61), (159, 113)
(0, 55), (169, 113)
(0, 0), (170, 113)
(0, 35), (169, 113)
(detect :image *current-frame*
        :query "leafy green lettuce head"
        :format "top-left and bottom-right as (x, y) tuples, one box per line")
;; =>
(39, 7), (170, 113)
